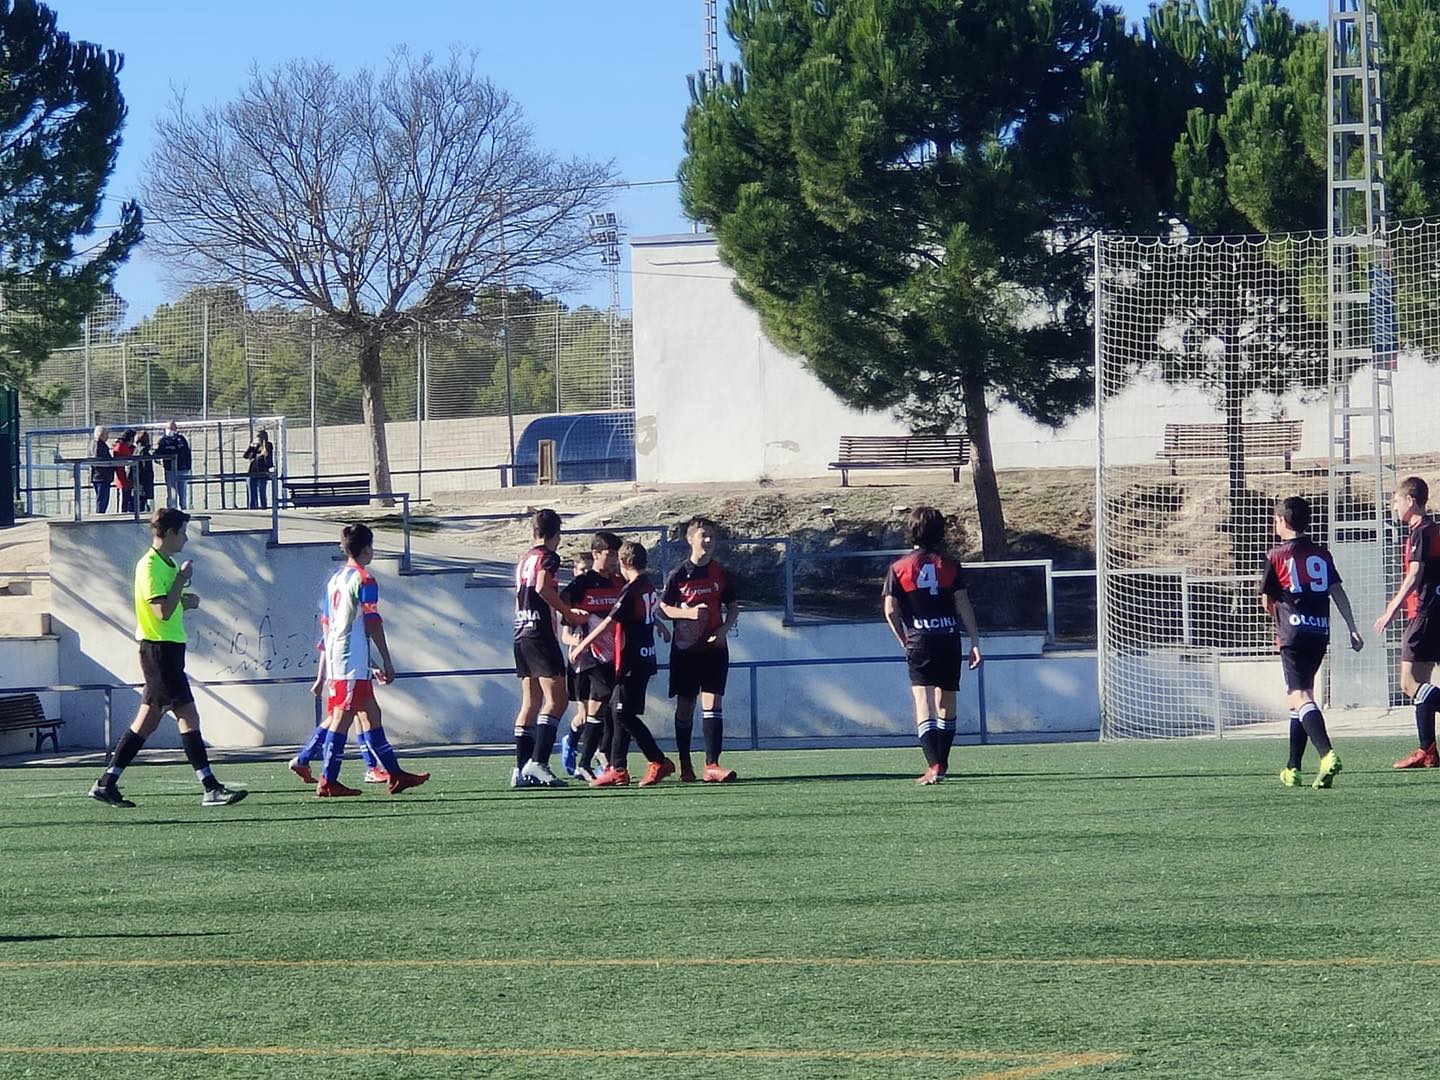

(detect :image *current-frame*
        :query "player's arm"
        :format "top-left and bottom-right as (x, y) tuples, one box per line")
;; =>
(1375, 561), (1423, 633)
(953, 588), (983, 668)
(311, 649), (327, 696)
(882, 594), (907, 649)
(537, 565), (588, 625)
(659, 572), (700, 621)
(572, 612), (617, 658)
(358, 578), (395, 682)
(1330, 582), (1365, 652)
(148, 559), (193, 622)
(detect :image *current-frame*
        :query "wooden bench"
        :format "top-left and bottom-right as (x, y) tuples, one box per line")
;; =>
(0, 693), (62, 754)
(284, 478), (372, 507)
(1158, 421), (1303, 475)
(828, 434), (970, 487)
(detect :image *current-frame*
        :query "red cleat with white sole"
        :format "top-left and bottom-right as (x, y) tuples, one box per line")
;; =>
(387, 770), (429, 795)
(363, 768), (391, 784)
(315, 778), (362, 798)
(916, 765), (941, 786)
(702, 764), (737, 783)
(288, 761), (316, 785)
(1393, 744), (1439, 769)
(589, 766), (631, 788)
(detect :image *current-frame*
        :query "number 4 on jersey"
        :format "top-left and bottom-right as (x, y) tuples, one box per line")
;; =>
(916, 562), (939, 595)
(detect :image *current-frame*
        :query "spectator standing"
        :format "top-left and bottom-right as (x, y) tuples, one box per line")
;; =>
(156, 420), (192, 509)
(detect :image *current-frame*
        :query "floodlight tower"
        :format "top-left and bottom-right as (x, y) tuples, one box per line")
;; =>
(704, 0), (720, 88)
(588, 212), (627, 408)
(1326, 0), (1396, 707)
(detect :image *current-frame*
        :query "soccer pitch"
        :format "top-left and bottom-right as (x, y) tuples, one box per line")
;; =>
(2, 739), (1437, 1079)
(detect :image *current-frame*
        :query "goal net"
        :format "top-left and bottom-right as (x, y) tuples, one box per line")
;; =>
(1095, 220), (1440, 737)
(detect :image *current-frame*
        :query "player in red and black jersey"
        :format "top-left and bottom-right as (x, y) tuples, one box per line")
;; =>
(1377, 476), (1440, 768)
(572, 540), (677, 788)
(559, 532), (624, 782)
(660, 516), (740, 783)
(881, 507), (982, 785)
(1258, 497), (1362, 788)
(511, 508), (589, 789)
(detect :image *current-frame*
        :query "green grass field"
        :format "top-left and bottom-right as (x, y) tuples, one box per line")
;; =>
(3, 738), (1440, 1079)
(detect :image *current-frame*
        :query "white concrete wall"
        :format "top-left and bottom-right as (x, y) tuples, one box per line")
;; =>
(47, 519), (1102, 750)
(631, 233), (1440, 481)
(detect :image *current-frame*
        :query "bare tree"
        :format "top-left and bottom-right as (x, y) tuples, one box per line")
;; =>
(143, 50), (616, 499)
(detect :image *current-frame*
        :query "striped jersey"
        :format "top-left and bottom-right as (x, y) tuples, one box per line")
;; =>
(321, 562), (381, 681)
(1258, 538), (1340, 646)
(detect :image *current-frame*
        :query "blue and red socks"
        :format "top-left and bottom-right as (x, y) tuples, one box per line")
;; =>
(321, 729), (348, 782)
(357, 727), (401, 774)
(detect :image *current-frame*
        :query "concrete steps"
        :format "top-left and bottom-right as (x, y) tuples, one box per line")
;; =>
(0, 574), (52, 637)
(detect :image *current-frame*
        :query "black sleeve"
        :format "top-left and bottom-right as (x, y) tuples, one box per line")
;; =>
(720, 566), (737, 604)
(881, 566), (898, 599)
(1258, 556), (1280, 598)
(661, 567), (682, 605)
(541, 548), (561, 577)
(952, 558), (968, 591)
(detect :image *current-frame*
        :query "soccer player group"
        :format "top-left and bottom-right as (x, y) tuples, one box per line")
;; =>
(88, 477), (1439, 807)
(1259, 476), (1440, 788)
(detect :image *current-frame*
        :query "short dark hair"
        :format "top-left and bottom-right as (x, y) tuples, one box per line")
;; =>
(342, 523), (374, 558)
(591, 530), (622, 554)
(1401, 476), (1429, 508)
(532, 508), (562, 540)
(150, 507), (189, 537)
(686, 515), (720, 538)
(1276, 496), (1311, 533)
(120, 428), (136, 442)
(619, 539), (647, 570)
(904, 506), (946, 550)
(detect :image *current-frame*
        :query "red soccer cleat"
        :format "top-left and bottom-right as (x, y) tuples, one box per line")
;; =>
(363, 767), (391, 784)
(638, 758), (677, 788)
(702, 764), (737, 783)
(315, 778), (362, 798)
(589, 766), (631, 788)
(289, 761), (316, 785)
(679, 762), (698, 783)
(1393, 744), (1439, 769)
(387, 770), (429, 795)
(916, 765), (941, 786)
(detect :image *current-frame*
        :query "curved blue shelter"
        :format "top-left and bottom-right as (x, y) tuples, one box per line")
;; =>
(512, 411), (635, 486)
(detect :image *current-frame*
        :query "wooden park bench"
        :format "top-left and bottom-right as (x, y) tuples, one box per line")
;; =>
(1158, 420), (1303, 475)
(283, 478), (372, 507)
(0, 693), (62, 754)
(828, 434), (970, 487)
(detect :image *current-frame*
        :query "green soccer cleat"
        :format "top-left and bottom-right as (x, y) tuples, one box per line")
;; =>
(1280, 767), (1302, 788)
(1312, 751), (1342, 789)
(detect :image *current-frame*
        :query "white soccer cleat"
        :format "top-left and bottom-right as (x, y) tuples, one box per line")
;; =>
(520, 761), (567, 788)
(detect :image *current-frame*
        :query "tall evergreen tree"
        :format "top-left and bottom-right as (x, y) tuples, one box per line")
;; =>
(0, 0), (142, 411)
(681, 0), (1138, 558)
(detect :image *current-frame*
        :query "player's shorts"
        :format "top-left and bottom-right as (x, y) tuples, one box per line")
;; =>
(585, 663), (617, 704)
(514, 635), (565, 679)
(615, 672), (651, 718)
(327, 678), (376, 714)
(1278, 639), (1327, 693)
(668, 646), (729, 699)
(138, 640), (193, 709)
(1402, 614), (1440, 663)
(905, 636), (963, 692)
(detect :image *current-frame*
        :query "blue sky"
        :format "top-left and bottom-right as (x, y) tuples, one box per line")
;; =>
(55, 0), (1330, 324)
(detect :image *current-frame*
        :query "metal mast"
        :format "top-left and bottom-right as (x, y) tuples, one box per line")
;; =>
(1327, 0), (1395, 707)
(704, 0), (719, 87)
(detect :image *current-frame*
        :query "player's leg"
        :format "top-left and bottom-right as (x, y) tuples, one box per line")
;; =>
(510, 655), (541, 788)
(354, 698), (429, 795)
(561, 664), (584, 775)
(90, 700), (163, 807)
(171, 701), (244, 805)
(289, 717), (327, 784)
(1395, 650), (1440, 768)
(316, 699), (362, 797)
(521, 673), (569, 788)
(700, 648), (735, 782)
(623, 676), (674, 787)
(933, 687), (958, 778)
(910, 681), (941, 785)
(575, 669), (612, 783)
(674, 694), (698, 781)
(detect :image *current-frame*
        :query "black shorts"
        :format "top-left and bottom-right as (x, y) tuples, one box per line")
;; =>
(514, 635), (565, 679)
(1279, 639), (1327, 693)
(585, 663), (617, 704)
(1403, 614), (1440, 663)
(669, 647), (729, 699)
(139, 640), (194, 710)
(615, 672), (651, 718)
(905, 637), (963, 692)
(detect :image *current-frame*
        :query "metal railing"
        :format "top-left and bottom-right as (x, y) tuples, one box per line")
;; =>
(3, 647), (1091, 764)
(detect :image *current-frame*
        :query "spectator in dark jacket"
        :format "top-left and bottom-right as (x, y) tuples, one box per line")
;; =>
(90, 425), (113, 514)
(135, 430), (156, 513)
(156, 420), (192, 509)
(243, 429), (274, 509)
